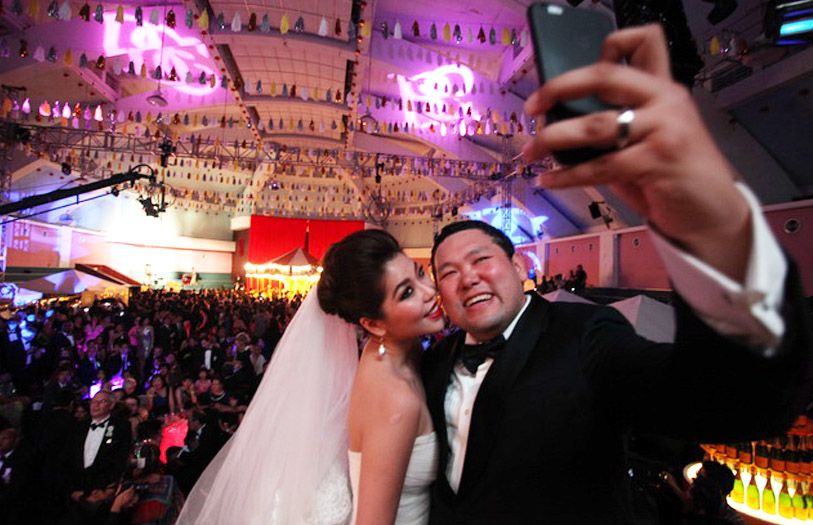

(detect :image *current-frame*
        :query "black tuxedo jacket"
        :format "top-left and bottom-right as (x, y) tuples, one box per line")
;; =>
(190, 347), (225, 374)
(66, 415), (133, 492)
(176, 423), (227, 493)
(0, 441), (37, 525)
(423, 271), (810, 524)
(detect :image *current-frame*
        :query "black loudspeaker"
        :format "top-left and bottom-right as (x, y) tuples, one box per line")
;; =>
(588, 201), (602, 220)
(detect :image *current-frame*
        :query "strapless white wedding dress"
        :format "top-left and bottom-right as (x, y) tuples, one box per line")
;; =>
(348, 432), (438, 525)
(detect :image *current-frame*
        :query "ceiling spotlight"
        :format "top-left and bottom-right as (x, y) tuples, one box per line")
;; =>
(158, 137), (175, 168)
(139, 196), (159, 217)
(146, 90), (168, 107)
(270, 181), (280, 190)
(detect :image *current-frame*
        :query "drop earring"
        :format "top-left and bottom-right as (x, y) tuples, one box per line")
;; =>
(377, 337), (387, 358)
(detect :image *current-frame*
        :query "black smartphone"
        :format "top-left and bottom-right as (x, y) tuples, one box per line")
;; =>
(527, 2), (617, 165)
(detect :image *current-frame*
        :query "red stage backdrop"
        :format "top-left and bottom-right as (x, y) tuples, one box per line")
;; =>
(247, 217), (365, 264)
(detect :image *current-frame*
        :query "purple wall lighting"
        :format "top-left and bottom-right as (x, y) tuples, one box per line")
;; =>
(394, 64), (483, 135)
(103, 12), (217, 97)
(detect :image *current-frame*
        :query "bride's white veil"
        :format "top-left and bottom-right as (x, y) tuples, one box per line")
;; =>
(177, 288), (359, 524)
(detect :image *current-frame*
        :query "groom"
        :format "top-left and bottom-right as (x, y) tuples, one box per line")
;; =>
(423, 25), (810, 524)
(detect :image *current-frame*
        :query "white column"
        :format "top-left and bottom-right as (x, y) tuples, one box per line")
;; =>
(598, 230), (617, 287)
(57, 225), (73, 268)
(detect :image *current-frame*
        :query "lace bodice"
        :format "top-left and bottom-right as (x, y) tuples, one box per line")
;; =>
(348, 432), (438, 525)
(307, 460), (353, 525)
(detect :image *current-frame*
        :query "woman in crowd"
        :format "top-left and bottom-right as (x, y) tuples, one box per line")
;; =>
(145, 375), (175, 418)
(173, 376), (198, 412)
(180, 229), (445, 525)
(193, 369), (210, 396)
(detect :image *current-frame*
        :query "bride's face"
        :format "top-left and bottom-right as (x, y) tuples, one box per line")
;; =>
(375, 252), (444, 342)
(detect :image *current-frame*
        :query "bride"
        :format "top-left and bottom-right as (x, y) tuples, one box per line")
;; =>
(178, 230), (445, 524)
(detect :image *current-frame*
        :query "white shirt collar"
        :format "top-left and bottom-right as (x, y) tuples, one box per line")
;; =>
(90, 417), (110, 429)
(502, 295), (532, 341)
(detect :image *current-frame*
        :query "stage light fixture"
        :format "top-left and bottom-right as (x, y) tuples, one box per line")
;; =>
(765, 0), (813, 44)
(110, 187), (120, 197)
(61, 162), (72, 175)
(158, 137), (175, 168)
(139, 196), (159, 217)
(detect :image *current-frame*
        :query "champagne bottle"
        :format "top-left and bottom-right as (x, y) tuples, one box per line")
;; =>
(779, 475), (793, 518)
(756, 442), (770, 469)
(787, 440), (800, 474)
(739, 442), (753, 465)
(792, 478), (807, 519)
(731, 473), (745, 504)
(772, 445), (787, 473)
(762, 471), (777, 515)
(801, 440), (811, 476)
(747, 467), (761, 510)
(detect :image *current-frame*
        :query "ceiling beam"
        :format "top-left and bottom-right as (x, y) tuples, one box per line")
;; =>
(208, 29), (357, 58)
(241, 94), (347, 112)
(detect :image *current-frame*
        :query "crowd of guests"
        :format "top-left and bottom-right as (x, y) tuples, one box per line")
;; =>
(0, 289), (303, 525)
(535, 264), (588, 294)
(0, 283), (762, 525)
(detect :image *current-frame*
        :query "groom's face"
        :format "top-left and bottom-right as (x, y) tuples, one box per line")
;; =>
(434, 229), (526, 342)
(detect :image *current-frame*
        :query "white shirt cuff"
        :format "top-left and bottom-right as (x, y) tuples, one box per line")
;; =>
(649, 183), (786, 355)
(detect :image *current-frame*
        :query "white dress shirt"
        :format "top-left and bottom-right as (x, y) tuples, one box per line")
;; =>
(250, 353), (266, 375)
(445, 297), (531, 492)
(83, 418), (110, 468)
(444, 184), (787, 492)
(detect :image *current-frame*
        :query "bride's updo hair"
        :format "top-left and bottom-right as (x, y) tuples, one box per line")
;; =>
(317, 229), (401, 324)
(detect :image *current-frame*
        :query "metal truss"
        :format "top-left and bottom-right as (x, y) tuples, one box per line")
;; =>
(3, 121), (504, 182)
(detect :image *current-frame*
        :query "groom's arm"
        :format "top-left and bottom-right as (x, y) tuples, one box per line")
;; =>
(581, 260), (810, 443)
(650, 183), (788, 354)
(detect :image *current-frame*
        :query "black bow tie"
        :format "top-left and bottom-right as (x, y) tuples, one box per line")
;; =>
(460, 336), (506, 374)
(90, 419), (109, 431)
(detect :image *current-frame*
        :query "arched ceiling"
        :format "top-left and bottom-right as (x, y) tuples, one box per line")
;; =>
(0, 0), (810, 243)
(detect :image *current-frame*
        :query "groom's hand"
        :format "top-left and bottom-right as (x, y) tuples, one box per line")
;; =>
(522, 24), (751, 283)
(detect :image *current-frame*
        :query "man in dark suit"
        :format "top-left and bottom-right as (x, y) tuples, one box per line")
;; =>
(42, 365), (74, 410)
(65, 390), (132, 498)
(423, 26), (811, 524)
(189, 338), (224, 375)
(0, 427), (36, 525)
(172, 409), (226, 494)
(36, 389), (76, 523)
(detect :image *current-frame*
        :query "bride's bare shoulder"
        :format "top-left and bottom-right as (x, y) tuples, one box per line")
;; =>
(351, 360), (422, 423)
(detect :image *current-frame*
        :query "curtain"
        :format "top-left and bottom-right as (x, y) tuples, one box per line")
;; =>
(247, 217), (364, 264)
